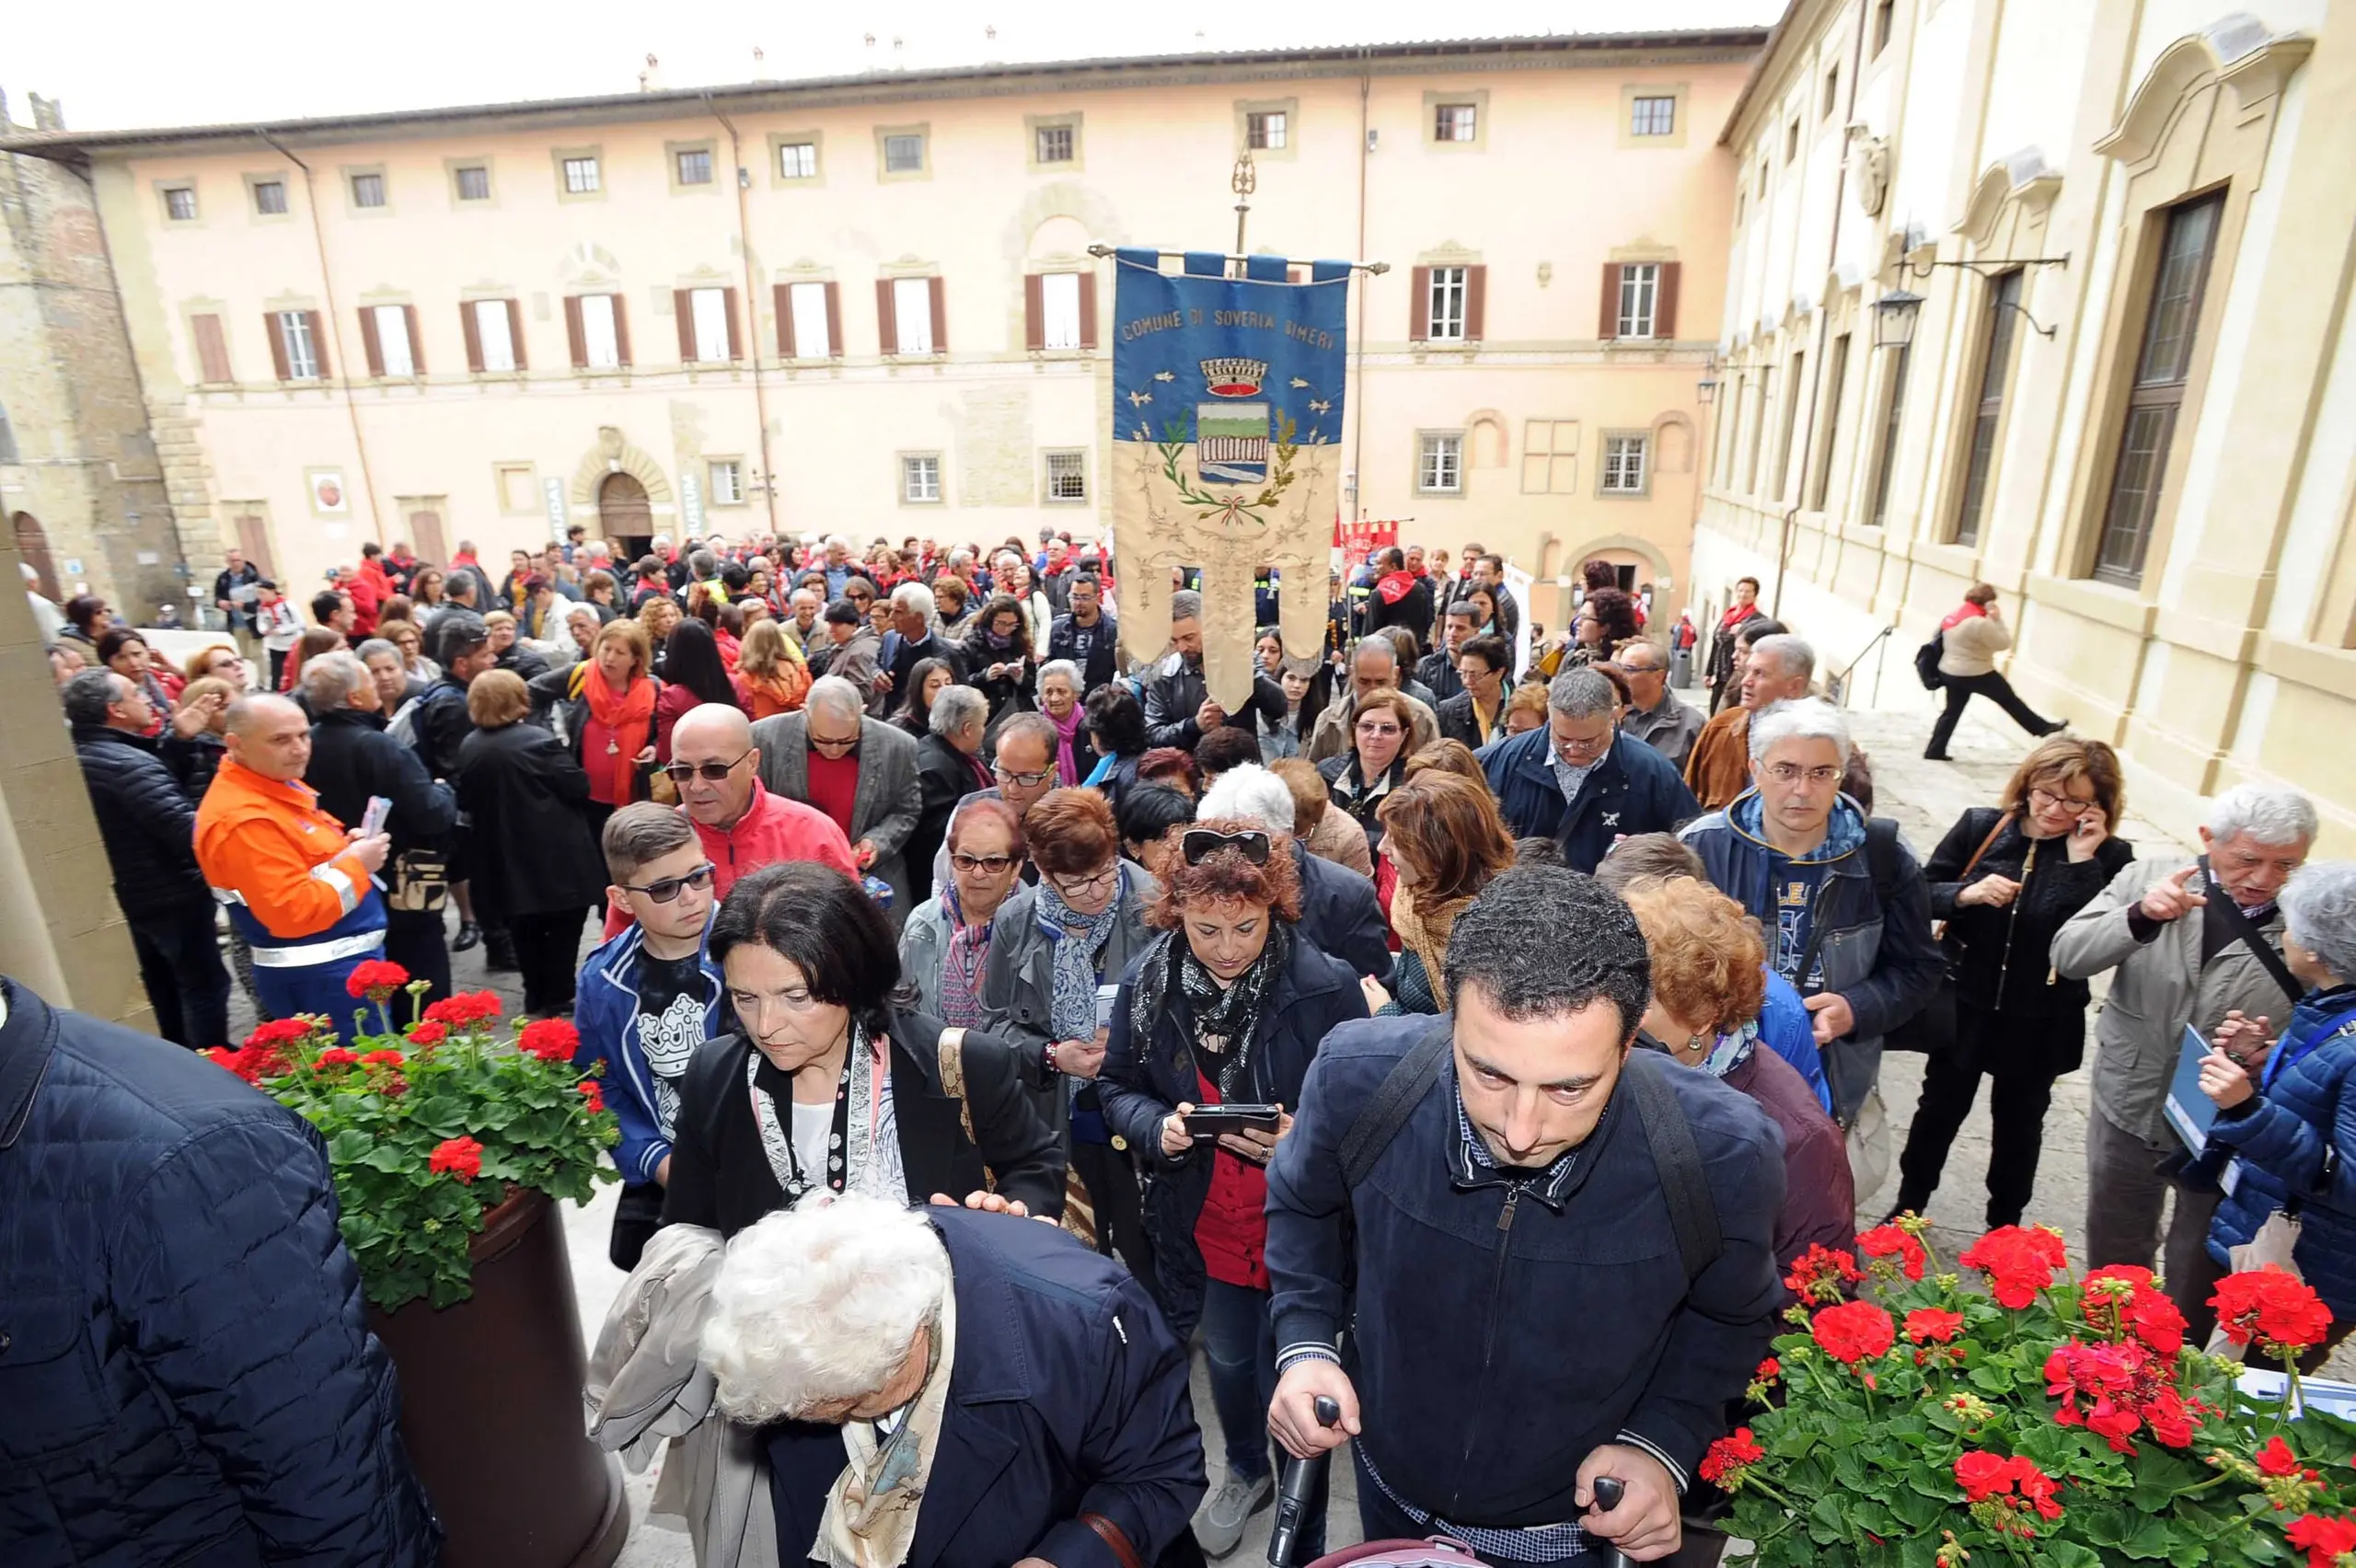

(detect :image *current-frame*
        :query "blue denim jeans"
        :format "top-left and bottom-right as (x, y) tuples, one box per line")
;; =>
(1201, 1277), (1324, 1552)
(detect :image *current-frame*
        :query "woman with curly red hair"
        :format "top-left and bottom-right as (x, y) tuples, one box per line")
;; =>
(1098, 818), (1368, 1557)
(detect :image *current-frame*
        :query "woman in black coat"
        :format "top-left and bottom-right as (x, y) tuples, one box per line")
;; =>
(663, 861), (1064, 1238)
(1098, 820), (1366, 1556)
(452, 669), (608, 1016)
(960, 594), (1038, 732)
(1893, 737), (2137, 1228)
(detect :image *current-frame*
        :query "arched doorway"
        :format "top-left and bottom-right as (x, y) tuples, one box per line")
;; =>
(12, 512), (58, 599)
(597, 472), (652, 562)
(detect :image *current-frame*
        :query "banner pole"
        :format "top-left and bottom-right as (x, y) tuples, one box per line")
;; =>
(1088, 243), (1390, 275)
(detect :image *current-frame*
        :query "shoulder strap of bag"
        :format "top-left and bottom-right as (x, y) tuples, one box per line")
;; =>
(2202, 855), (2305, 1007)
(1622, 1050), (1724, 1283)
(1080, 1514), (1146, 1568)
(1960, 812), (2012, 880)
(1339, 1023), (1453, 1189)
(936, 1026), (976, 1143)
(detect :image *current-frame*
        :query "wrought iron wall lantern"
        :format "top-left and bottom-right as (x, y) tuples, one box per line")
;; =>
(1871, 254), (2071, 350)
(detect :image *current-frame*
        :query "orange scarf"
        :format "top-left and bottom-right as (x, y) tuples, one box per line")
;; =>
(583, 663), (657, 805)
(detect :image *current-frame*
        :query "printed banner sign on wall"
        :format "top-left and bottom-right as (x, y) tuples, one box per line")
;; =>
(1111, 248), (1352, 709)
(1336, 519), (1400, 571)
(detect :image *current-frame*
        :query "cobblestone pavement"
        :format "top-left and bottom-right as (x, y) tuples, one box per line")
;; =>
(221, 686), (2342, 1567)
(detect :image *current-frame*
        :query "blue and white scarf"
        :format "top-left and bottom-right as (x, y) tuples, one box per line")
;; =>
(1037, 869), (1124, 1046)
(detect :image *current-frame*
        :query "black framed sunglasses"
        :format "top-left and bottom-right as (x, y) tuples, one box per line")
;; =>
(1181, 828), (1271, 866)
(620, 863), (716, 904)
(662, 750), (753, 784)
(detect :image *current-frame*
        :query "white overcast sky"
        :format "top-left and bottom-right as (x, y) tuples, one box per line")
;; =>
(8, 0), (1784, 133)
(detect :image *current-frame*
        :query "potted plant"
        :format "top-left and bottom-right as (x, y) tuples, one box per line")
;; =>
(1707, 1215), (2356, 1568)
(204, 962), (629, 1568)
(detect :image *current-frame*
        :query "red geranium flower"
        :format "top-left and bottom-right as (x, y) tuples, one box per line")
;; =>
(2258, 1436), (2305, 1479)
(1754, 1356), (1781, 1383)
(422, 990), (502, 1028)
(2286, 1514), (2356, 1568)
(357, 1048), (405, 1069)
(2043, 1335), (2202, 1455)
(2212, 1268), (2335, 1355)
(577, 1079), (606, 1113)
(1783, 1243), (1864, 1305)
(518, 1018), (582, 1063)
(1699, 1426), (1764, 1486)
(1954, 1450), (2012, 1502)
(344, 959), (410, 1001)
(245, 1018), (312, 1050)
(2082, 1263), (2188, 1357)
(405, 1020), (448, 1049)
(1810, 1299), (1896, 1366)
(428, 1136), (484, 1183)
(1958, 1225), (2068, 1309)
(1955, 1452), (2063, 1532)
(1906, 1308), (1965, 1344)
(1856, 1223), (1928, 1281)
(315, 1047), (361, 1068)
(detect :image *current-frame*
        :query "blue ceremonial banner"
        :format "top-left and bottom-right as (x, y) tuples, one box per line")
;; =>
(1109, 248), (1354, 709)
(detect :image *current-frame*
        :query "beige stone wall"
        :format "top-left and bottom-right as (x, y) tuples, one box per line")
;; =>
(18, 37), (1754, 617)
(0, 101), (191, 619)
(1694, 0), (2356, 852)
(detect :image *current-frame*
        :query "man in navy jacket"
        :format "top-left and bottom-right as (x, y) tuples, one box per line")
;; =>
(0, 976), (436, 1567)
(1265, 870), (1784, 1563)
(1481, 668), (1700, 872)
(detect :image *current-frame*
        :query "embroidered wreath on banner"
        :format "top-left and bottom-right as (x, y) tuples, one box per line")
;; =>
(1151, 409), (1302, 527)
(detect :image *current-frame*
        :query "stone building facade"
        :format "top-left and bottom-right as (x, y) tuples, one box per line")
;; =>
(1695, 0), (2356, 850)
(0, 31), (1762, 628)
(1, 91), (195, 621)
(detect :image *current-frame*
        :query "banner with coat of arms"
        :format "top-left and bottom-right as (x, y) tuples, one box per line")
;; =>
(1110, 248), (1352, 710)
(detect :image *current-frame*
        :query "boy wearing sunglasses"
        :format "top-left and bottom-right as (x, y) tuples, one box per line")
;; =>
(575, 802), (725, 1270)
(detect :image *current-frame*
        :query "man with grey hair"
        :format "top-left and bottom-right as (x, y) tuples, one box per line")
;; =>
(913, 684), (993, 903)
(66, 667), (232, 1048)
(1681, 698), (1941, 1127)
(1684, 631), (1813, 810)
(1308, 635), (1438, 763)
(1482, 667), (1699, 873)
(1198, 763), (1393, 982)
(305, 651), (458, 1001)
(751, 674), (921, 918)
(884, 579), (964, 709)
(1141, 587), (1286, 748)
(2056, 781), (2318, 1339)
(928, 710), (1066, 895)
(1614, 640), (1703, 774)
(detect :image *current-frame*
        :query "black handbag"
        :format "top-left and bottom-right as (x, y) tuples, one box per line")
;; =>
(1885, 813), (2011, 1055)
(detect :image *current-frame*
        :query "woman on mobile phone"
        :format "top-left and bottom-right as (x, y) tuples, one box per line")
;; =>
(1098, 819), (1368, 1560)
(1890, 736), (2134, 1228)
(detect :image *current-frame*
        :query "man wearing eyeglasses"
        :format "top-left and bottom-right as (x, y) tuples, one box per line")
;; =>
(929, 712), (1064, 894)
(664, 703), (857, 903)
(1680, 698), (1941, 1126)
(751, 675), (920, 918)
(1481, 669), (1698, 876)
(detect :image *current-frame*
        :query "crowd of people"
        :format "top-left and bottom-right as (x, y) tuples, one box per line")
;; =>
(15, 524), (2356, 1568)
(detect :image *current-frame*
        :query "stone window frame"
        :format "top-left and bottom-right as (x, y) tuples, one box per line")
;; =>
(1234, 98), (1299, 162)
(242, 172), (294, 224)
(667, 139), (721, 195)
(1042, 449), (1089, 505)
(156, 178), (202, 225)
(768, 132), (824, 189)
(342, 164), (393, 218)
(707, 457), (749, 507)
(1597, 430), (1652, 499)
(1026, 113), (1084, 175)
(553, 146), (605, 202)
(445, 156), (497, 209)
(1415, 430), (1466, 496)
(899, 451), (945, 505)
(1619, 84), (1689, 150)
(493, 461), (541, 518)
(1425, 90), (1489, 152)
(876, 124), (932, 182)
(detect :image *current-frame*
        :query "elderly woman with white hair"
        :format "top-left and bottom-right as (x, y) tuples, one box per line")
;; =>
(700, 1193), (1205, 1568)
(2199, 859), (2356, 1367)
(1035, 658), (1087, 786)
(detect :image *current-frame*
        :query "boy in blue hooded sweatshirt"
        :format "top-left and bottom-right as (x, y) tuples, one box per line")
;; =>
(574, 801), (725, 1269)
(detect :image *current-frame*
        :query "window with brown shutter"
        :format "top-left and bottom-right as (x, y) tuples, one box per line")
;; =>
(1464, 266), (1487, 342)
(404, 305), (423, 373)
(565, 295), (586, 368)
(1599, 265), (1622, 340)
(305, 312), (329, 378)
(505, 299), (525, 370)
(461, 302), (484, 373)
(823, 282), (842, 360)
(1410, 265), (1432, 340)
(360, 307), (384, 377)
(1656, 263), (1681, 339)
(1024, 273), (1045, 352)
(675, 289), (696, 362)
(928, 277), (946, 354)
(1078, 272), (1098, 350)
(775, 284), (795, 358)
(722, 288), (742, 361)
(875, 279), (897, 355)
(612, 295), (631, 366)
(265, 313), (291, 380)
(193, 314), (232, 384)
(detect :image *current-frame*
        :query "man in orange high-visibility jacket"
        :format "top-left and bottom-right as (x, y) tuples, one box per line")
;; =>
(197, 695), (392, 1037)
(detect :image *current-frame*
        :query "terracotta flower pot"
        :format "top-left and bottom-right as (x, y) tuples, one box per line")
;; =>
(369, 1188), (629, 1568)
